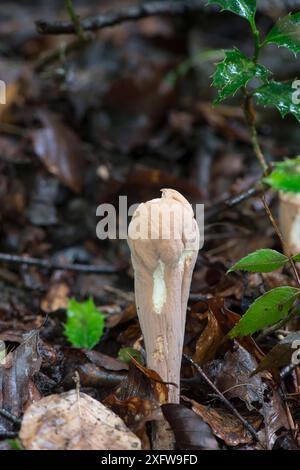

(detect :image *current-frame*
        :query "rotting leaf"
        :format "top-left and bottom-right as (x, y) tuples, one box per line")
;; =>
(130, 356), (168, 404)
(188, 399), (262, 447)
(251, 331), (300, 376)
(162, 404), (219, 450)
(19, 390), (141, 450)
(211, 343), (288, 449)
(0, 329), (42, 432)
(206, 297), (265, 363)
(29, 110), (85, 193)
(193, 308), (223, 365)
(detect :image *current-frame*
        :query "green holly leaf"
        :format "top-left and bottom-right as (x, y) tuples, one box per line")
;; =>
(212, 48), (270, 103)
(254, 80), (300, 122)
(228, 249), (288, 273)
(64, 298), (105, 349)
(264, 13), (300, 56)
(208, 0), (256, 23)
(229, 287), (299, 338)
(264, 156), (300, 192)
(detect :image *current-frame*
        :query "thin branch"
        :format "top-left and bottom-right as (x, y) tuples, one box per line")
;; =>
(0, 253), (123, 274)
(34, 37), (92, 72)
(36, 0), (206, 35)
(244, 94), (268, 172)
(0, 431), (18, 438)
(206, 180), (266, 220)
(183, 354), (263, 446)
(0, 409), (21, 426)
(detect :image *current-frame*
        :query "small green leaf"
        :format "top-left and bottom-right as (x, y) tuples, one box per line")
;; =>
(212, 48), (271, 103)
(254, 80), (300, 122)
(64, 298), (105, 349)
(264, 156), (300, 192)
(229, 287), (299, 338)
(264, 13), (300, 56)
(118, 347), (143, 365)
(208, 0), (256, 23)
(293, 252), (300, 262)
(228, 249), (288, 273)
(6, 439), (25, 451)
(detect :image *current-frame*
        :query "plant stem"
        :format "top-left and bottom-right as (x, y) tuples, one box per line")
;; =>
(244, 93), (268, 172)
(243, 92), (300, 287)
(261, 195), (300, 286)
(64, 0), (85, 41)
(250, 18), (261, 63)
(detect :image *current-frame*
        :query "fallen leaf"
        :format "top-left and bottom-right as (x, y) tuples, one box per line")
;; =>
(29, 110), (85, 193)
(0, 330), (42, 432)
(162, 404), (219, 450)
(193, 308), (223, 364)
(212, 343), (289, 449)
(190, 399), (262, 446)
(20, 390), (141, 450)
(41, 281), (70, 312)
(130, 356), (168, 404)
(252, 332), (300, 376)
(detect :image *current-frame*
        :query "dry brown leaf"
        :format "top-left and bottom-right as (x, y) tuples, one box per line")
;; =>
(193, 310), (223, 365)
(41, 281), (70, 312)
(190, 400), (262, 447)
(29, 110), (85, 193)
(0, 330), (42, 433)
(20, 390), (141, 450)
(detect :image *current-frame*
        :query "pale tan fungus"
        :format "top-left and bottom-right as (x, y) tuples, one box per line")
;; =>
(128, 188), (200, 404)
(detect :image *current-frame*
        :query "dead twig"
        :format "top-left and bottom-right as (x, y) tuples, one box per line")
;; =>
(206, 180), (266, 220)
(34, 36), (92, 72)
(36, 0), (206, 35)
(0, 431), (18, 438)
(0, 409), (21, 426)
(0, 253), (123, 274)
(183, 354), (263, 446)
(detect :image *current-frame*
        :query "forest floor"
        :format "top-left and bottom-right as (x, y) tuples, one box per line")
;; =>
(0, 0), (300, 451)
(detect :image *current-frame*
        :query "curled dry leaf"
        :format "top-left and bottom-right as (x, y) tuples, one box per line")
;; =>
(193, 308), (223, 365)
(0, 329), (42, 432)
(20, 390), (141, 450)
(29, 110), (85, 193)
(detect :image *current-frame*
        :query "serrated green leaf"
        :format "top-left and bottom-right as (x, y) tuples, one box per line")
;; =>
(264, 13), (300, 56)
(228, 287), (299, 338)
(264, 156), (300, 192)
(228, 249), (288, 273)
(254, 80), (300, 122)
(208, 0), (256, 23)
(64, 298), (105, 349)
(212, 48), (271, 103)
(118, 347), (143, 365)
